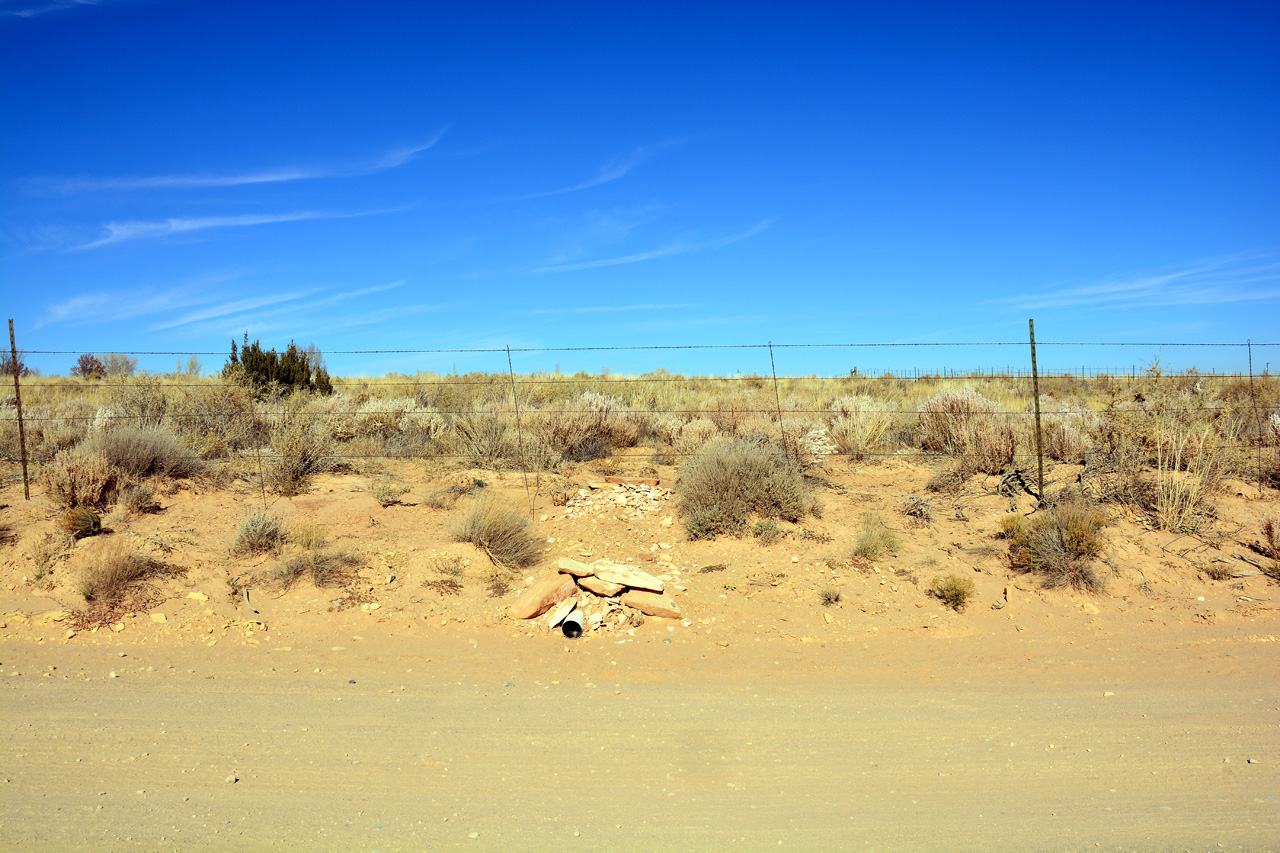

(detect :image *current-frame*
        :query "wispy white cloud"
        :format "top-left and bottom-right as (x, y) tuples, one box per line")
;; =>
(534, 219), (774, 273)
(988, 253), (1280, 312)
(1, 0), (114, 19)
(49, 132), (445, 192)
(151, 289), (323, 331)
(75, 203), (415, 249)
(523, 302), (707, 316)
(34, 270), (247, 328)
(519, 141), (678, 200)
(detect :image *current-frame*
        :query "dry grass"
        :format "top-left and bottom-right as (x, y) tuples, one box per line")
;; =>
(269, 547), (362, 589)
(369, 477), (410, 507)
(826, 394), (891, 460)
(265, 419), (331, 496)
(57, 506), (102, 540)
(451, 493), (543, 568)
(676, 437), (815, 539)
(78, 539), (154, 603)
(852, 511), (900, 561)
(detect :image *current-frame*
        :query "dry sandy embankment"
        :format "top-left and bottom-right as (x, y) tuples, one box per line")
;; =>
(1, 459), (1278, 851)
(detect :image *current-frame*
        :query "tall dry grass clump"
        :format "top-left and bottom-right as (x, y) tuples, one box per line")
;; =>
(43, 448), (115, 508)
(852, 511), (900, 560)
(826, 394), (891, 460)
(78, 539), (154, 603)
(451, 493), (543, 568)
(536, 391), (638, 462)
(676, 437), (815, 539)
(918, 388), (1016, 473)
(265, 418), (331, 496)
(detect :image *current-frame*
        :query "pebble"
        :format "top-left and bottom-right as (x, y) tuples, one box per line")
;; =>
(225, 774), (237, 784)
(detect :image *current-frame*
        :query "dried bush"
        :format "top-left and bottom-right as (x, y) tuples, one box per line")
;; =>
(82, 426), (203, 480)
(290, 523), (327, 550)
(925, 459), (976, 493)
(43, 448), (115, 508)
(106, 374), (170, 430)
(919, 388), (1015, 473)
(265, 418), (331, 496)
(170, 381), (255, 459)
(930, 573), (975, 611)
(852, 511), (900, 561)
(827, 395), (891, 460)
(57, 506), (102, 540)
(820, 587), (843, 606)
(1006, 500), (1108, 591)
(676, 438), (815, 539)
(78, 539), (156, 603)
(270, 548), (361, 589)
(28, 533), (64, 580)
(537, 392), (638, 462)
(451, 493), (543, 568)
(232, 512), (287, 556)
(901, 495), (934, 523)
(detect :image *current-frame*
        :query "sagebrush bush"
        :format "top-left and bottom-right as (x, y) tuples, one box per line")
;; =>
(1006, 500), (1108, 591)
(852, 511), (900, 561)
(44, 448), (115, 508)
(536, 392), (638, 462)
(676, 438), (815, 539)
(451, 493), (543, 568)
(83, 426), (202, 479)
(232, 512), (287, 556)
(369, 477), (410, 507)
(930, 573), (975, 611)
(118, 484), (159, 516)
(752, 519), (782, 544)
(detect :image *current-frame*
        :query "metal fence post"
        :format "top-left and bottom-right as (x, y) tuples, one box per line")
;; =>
(7, 320), (30, 500)
(1028, 319), (1045, 507)
(767, 342), (789, 460)
(506, 346), (533, 515)
(1248, 340), (1264, 499)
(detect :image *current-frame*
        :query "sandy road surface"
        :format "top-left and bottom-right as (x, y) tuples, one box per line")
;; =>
(3, 629), (1277, 853)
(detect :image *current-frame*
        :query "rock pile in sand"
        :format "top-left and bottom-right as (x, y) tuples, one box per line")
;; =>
(562, 482), (671, 520)
(507, 557), (683, 634)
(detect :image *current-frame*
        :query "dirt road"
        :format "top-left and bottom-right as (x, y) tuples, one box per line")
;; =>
(3, 627), (1277, 852)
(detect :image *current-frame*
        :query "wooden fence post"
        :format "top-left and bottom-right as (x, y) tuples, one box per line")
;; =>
(1028, 319), (1045, 507)
(7, 320), (30, 500)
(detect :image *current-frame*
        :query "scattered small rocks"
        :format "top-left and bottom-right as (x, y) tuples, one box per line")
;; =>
(562, 483), (671, 520)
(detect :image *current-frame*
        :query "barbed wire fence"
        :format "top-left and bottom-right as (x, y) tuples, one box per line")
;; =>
(5, 318), (1278, 508)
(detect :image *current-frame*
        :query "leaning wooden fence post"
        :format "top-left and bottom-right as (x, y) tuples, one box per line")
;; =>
(767, 342), (790, 461)
(7, 320), (30, 500)
(1028, 319), (1045, 507)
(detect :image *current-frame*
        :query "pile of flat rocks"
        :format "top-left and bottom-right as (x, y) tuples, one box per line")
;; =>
(507, 557), (683, 635)
(562, 481), (672, 520)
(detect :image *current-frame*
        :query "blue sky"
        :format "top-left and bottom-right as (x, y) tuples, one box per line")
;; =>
(1, 1), (1277, 378)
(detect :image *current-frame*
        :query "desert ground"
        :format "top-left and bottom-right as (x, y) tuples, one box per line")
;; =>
(2, 446), (1277, 851)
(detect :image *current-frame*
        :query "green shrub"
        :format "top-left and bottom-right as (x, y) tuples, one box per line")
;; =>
(752, 519), (782, 545)
(852, 511), (899, 561)
(223, 334), (332, 396)
(369, 477), (410, 507)
(676, 438), (814, 539)
(451, 493), (542, 568)
(43, 448), (115, 508)
(930, 573), (975, 611)
(232, 512), (287, 556)
(82, 426), (202, 479)
(1006, 501), (1108, 591)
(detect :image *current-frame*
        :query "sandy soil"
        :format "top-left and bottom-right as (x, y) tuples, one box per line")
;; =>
(1, 456), (1278, 851)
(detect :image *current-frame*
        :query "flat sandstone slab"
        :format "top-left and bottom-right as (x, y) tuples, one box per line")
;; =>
(508, 573), (578, 619)
(594, 564), (665, 593)
(620, 589), (682, 619)
(556, 557), (596, 577)
(578, 576), (625, 597)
